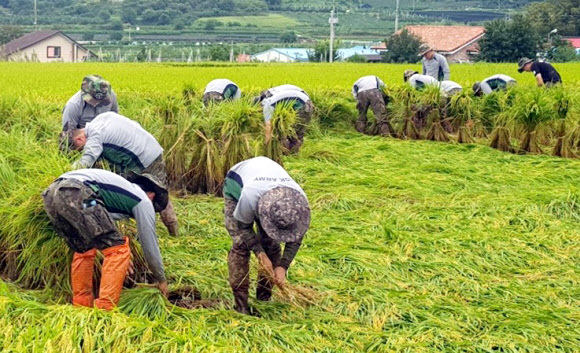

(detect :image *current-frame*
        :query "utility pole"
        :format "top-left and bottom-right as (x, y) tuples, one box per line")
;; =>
(33, 0), (38, 30)
(394, 0), (400, 33)
(329, 4), (338, 63)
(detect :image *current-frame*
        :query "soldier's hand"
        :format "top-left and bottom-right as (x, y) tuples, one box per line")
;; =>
(257, 252), (274, 276)
(274, 266), (286, 286)
(157, 281), (169, 298)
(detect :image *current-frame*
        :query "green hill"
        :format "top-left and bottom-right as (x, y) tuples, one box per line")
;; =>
(0, 0), (539, 41)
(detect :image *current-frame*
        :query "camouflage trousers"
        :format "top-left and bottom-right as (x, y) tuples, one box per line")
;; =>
(202, 92), (224, 106)
(127, 155), (179, 236)
(42, 179), (124, 254)
(224, 198), (282, 313)
(356, 89), (395, 136)
(284, 100), (314, 153)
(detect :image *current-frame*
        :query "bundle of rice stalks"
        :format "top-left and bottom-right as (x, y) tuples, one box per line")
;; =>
(118, 288), (170, 319)
(187, 129), (224, 195)
(390, 85), (420, 140)
(450, 91), (477, 143)
(512, 89), (553, 154)
(258, 262), (319, 308)
(551, 87), (575, 158)
(264, 103), (298, 163)
(311, 91), (356, 128)
(419, 86), (450, 142)
(219, 99), (262, 174)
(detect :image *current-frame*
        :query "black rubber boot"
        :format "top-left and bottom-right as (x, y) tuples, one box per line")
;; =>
(233, 291), (250, 315)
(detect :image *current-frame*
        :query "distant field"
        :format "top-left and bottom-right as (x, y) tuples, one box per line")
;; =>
(194, 14), (301, 28)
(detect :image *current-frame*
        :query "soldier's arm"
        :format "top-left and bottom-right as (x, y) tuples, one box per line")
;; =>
(133, 200), (166, 282)
(279, 241), (302, 269)
(535, 73), (544, 87)
(73, 131), (103, 169)
(441, 58), (451, 80)
(225, 197), (264, 254)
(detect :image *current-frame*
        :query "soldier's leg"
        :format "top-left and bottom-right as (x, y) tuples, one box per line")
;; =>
(256, 225), (282, 301)
(71, 248), (97, 307)
(224, 198), (251, 314)
(94, 236), (131, 310)
(43, 181), (97, 307)
(370, 91), (395, 137)
(355, 93), (371, 133)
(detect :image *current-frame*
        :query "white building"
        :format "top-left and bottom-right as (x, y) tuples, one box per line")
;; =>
(252, 48), (311, 63)
(1, 30), (93, 63)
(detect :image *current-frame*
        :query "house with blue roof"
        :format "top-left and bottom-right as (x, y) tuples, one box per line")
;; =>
(251, 48), (312, 63)
(336, 46), (381, 61)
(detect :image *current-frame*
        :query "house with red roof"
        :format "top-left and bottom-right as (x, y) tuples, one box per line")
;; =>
(1, 30), (93, 62)
(396, 25), (486, 63)
(563, 37), (580, 49)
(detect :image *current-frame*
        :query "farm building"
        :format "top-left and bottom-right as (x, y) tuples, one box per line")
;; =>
(563, 37), (580, 55)
(397, 25), (485, 63)
(337, 46), (382, 62)
(252, 48), (311, 63)
(1, 30), (92, 63)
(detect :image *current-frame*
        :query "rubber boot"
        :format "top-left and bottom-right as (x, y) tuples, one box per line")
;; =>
(355, 120), (366, 134)
(94, 237), (131, 310)
(233, 291), (250, 315)
(379, 121), (396, 137)
(71, 248), (97, 307)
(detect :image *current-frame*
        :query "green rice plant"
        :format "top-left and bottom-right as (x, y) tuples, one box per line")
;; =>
(449, 91), (477, 143)
(264, 102), (298, 163)
(419, 86), (450, 142)
(311, 91), (356, 128)
(390, 85), (420, 140)
(511, 88), (554, 154)
(550, 87), (576, 158)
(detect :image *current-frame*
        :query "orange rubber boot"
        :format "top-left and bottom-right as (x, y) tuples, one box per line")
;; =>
(94, 237), (131, 310)
(71, 248), (97, 307)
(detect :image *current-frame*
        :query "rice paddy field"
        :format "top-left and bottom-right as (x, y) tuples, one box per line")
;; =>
(0, 62), (579, 352)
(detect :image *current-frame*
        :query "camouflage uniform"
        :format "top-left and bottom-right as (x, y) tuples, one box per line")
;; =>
(224, 199), (286, 310)
(42, 179), (124, 253)
(202, 92), (224, 106)
(129, 155), (178, 236)
(223, 158), (309, 314)
(355, 89), (395, 136)
(284, 100), (314, 153)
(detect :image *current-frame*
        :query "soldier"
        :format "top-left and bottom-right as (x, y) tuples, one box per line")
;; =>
(255, 84), (307, 104)
(263, 89), (314, 153)
(62, 75), (118, 132)
(223, 156), (311, 314)
(403, 70), (439, 90)
(473, 74), (517, 96)
(352, 75), (395, 136)
(518, 57), (562, 87)
(418, 44), (450, 81)
(439, 80), (463, 97)
(203, 78), (242, 105)
(65, 112), (179, 236)
(42, 169), (168, 310)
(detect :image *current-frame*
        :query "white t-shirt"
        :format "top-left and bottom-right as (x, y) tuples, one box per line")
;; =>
(262, 91), (311, 122)
(352, 75), (385, 99)
(408, 74), (439, 89)
(480, 74), (517, 95)
(223, 156), (306, 224)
